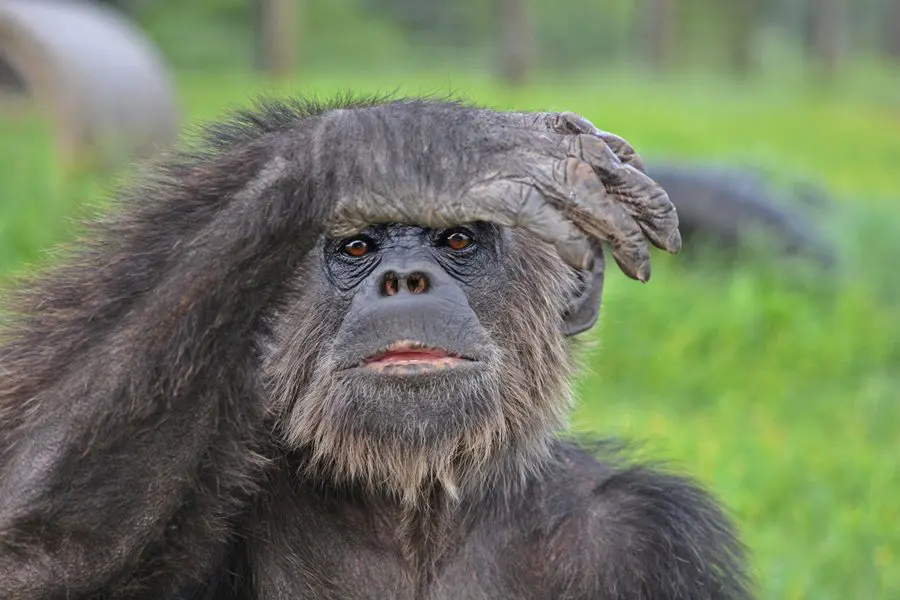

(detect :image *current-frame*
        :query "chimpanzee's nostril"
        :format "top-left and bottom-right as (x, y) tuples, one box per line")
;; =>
(379, 270), (430, 296)
(406, 272), (429, 294)
(382, 271), (399, 297)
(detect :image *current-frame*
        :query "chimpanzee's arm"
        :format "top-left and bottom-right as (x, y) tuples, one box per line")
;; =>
(0, 112), (344, 598)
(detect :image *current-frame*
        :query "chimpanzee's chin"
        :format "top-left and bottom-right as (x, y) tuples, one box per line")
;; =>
(333, 365), (503, 441)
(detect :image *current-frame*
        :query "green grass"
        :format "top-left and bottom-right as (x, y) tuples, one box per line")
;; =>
(2, 69), (898, 599)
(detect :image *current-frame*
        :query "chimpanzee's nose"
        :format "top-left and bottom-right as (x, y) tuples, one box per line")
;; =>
(379, 269), (430, 297)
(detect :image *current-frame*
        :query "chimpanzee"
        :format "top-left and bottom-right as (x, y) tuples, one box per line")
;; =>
(0, 96), (751, 599)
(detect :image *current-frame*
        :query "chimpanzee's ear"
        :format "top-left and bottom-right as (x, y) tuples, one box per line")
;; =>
(562, 247), (605, 336)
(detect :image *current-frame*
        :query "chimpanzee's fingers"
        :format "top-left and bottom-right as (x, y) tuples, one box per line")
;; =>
(563, 159), (653, 282)
(593, 130), (647, 174)
(572, 134), (681, 254)
(466, 179), (596, 271)
(550, 112), (648, 173)
(523, 155), (652, 282)
(486, 110), (648, 172)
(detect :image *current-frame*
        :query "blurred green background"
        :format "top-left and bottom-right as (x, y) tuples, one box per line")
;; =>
(1, 1), (898, 599)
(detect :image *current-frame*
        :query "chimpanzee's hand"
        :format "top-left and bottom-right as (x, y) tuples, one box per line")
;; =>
(482, 110), (681, 281)
(329, 108), (680, 282)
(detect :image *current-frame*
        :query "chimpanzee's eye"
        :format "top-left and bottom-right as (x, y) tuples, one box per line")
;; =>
(442, 229), (474, 251)
(341, 237), (374, 258)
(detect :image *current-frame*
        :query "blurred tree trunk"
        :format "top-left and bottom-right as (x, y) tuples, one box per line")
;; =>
(723, 0), (762, 76)
(805, 0), (846, 82)
(253, 0), (300, 77)
(495, 0), (534, 86)
(643, 0), (676, 72)
(885, 0), (900, 61)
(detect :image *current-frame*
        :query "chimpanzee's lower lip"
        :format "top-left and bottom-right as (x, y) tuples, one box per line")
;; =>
(363, 341), (472, 365)
(366, 349), (454, 363)
(334, 340), (482, 372)
(363, 355), (472, 374)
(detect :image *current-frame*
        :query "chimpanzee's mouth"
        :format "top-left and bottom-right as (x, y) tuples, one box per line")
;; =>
(363, 340), (473, 373)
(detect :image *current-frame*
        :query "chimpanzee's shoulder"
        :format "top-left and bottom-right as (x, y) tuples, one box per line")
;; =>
(494, 441), (753, 600)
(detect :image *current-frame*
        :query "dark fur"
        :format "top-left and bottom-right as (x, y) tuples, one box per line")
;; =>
(0, 96), (752, 599)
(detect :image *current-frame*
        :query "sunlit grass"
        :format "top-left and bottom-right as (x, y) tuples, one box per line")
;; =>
(1, 69), (898, 599)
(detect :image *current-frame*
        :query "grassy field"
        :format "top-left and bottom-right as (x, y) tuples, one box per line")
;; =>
(1, 70), (898, 599)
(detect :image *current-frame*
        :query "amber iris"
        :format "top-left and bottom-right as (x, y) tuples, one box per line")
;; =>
(342, 238), (370, 257)
(445, 231), (473, 251)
